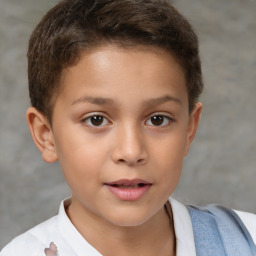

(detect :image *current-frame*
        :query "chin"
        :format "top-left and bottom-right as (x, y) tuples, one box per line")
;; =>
(104, 208), (155, 228)
(111, 218), (149, 228)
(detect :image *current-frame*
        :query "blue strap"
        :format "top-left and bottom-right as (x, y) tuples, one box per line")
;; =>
(207, 205), (256, 256)
(187, 205), (256, 256)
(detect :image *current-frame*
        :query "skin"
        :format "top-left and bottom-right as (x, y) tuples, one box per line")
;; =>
(27, 45), (202, 256)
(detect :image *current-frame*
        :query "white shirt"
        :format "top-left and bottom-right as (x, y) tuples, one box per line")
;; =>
(1, 198), (256, 256)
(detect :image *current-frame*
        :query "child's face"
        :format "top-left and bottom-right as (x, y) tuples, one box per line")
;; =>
(32, 45), (201, 227)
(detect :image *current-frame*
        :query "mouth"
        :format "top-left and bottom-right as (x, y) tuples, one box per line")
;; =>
(105, 179), (152, 188)
(110, 183), (146, 189)
(104, 179), (152, 201)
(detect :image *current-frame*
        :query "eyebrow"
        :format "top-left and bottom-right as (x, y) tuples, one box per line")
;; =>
(71, 95), (182, 106)
(72, 96), (114, 106)
(143, 95), (182, 106)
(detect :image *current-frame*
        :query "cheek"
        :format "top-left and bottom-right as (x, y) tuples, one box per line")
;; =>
(151, 134), (187, 183)
(55, 125), (108, 164)
(55, 130), (113, 191)
(59, 147), (102, 198)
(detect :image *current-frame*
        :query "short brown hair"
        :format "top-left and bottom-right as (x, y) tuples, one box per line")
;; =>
(28, 0), (203, 122)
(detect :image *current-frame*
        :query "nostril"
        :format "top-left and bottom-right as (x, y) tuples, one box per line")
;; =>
(117, 158), (145, 165)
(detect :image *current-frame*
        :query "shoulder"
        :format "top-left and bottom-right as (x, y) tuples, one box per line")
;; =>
(186, 203), (256, 255)
(187, 203), (256, 240)
(1, 216), (58, 256)
(235, 209), (256, 244)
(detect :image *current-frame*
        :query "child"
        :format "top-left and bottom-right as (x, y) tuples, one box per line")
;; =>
(1, 0), (256, 255)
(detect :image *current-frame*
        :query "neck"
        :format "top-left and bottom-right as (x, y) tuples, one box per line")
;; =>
(67, 200), (176, 256)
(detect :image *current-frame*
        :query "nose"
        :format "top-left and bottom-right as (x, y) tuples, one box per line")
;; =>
(111, 124), (148, 166)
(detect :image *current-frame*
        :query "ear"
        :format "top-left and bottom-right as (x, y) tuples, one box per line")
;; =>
(26, 107), (58, 163)
(184, 102), (202, 156)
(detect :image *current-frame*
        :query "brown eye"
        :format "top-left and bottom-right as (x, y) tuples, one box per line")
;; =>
(83, 115), (109, 127)
(146, 115), (172, 127)
(90, 116), (104, 126)
(150, 116), (164, 126)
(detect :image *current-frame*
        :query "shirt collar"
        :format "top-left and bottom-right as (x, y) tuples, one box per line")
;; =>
(169, 197), (196, 256)
(58, 198), (102, 255)
(57, 198), (196, 256)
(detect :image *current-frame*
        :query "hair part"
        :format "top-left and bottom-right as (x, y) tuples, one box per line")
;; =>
(28, 0), (203, 122)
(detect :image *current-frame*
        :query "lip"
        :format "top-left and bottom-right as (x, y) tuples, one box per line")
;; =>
(104, 179), (152, 201)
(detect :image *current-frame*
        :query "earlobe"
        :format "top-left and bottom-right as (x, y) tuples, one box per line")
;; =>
(26, 107), (58, 163)
(184, 102), (203, 156)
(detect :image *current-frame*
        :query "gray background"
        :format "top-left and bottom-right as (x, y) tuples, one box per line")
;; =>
(0, 0), (255, 248)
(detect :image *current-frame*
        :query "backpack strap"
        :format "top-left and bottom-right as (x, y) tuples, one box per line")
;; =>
(187, 205), (256, 256)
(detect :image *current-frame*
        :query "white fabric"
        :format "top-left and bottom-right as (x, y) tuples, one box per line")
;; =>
(1, 198), (256, 256)
(235, 210), (256, 244)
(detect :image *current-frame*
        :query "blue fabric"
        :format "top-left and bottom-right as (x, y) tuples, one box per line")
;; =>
(187, 205), (256, 256)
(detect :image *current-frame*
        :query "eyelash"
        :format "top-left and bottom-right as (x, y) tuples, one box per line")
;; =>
(81, 113), (174, 128)
(145, 114), (174, 127)
(81, 113), (111, 127)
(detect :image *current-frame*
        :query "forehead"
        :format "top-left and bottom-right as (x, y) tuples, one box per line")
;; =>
(57, 45), (188, 108)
